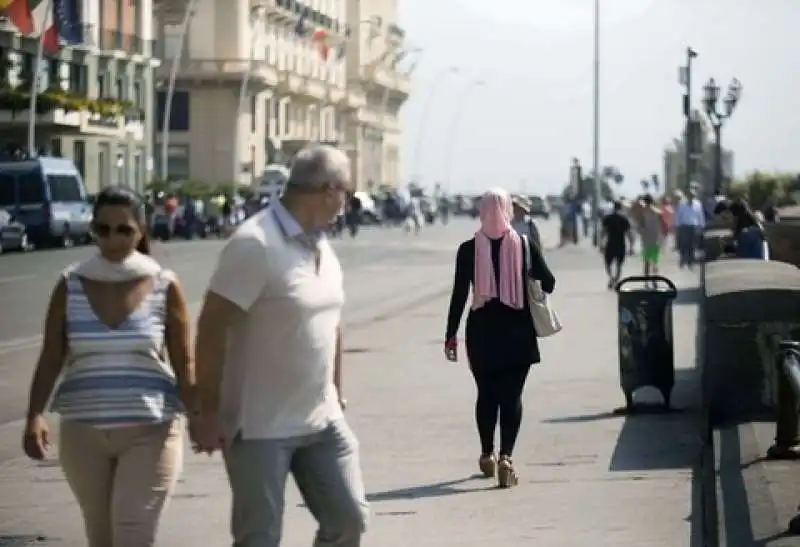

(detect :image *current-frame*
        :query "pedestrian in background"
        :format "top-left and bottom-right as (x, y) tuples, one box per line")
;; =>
(444, 188), (555, 488)
(637, 194), (665, 279)
(193, 144), (368, 547)
(599, 200), (634, 289)
(22, 186), (194, 547)
(674, 189), (705, 269)
(511, 195), (541, 249)
(719, 198), (769, 260)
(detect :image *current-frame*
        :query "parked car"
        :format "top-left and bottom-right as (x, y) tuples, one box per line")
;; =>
(0, 209), (29, 254)
(0, 156), (91, 248)
(528, 195), (551, 219)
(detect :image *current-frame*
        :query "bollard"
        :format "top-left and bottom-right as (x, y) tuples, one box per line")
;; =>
(768, 341), (800, 460)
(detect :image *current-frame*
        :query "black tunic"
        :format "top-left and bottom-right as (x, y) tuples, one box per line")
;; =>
(445, 236), (556, 369)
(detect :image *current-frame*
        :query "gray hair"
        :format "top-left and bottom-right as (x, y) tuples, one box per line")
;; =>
(286, 144), (350, 190)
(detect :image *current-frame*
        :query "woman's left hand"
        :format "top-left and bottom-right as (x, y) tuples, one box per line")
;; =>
(444, 338), (458, 362)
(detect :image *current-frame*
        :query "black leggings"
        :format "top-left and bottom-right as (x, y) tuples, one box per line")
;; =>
(470, 365), (531, 457)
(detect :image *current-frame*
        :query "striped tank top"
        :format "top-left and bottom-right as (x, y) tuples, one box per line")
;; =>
(51, 268), (183, 427)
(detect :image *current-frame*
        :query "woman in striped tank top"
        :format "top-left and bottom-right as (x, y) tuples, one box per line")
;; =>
(22, 187), (195, 547)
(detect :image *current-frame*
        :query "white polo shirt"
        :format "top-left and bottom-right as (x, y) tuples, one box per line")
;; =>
(209, 206), (344, 440)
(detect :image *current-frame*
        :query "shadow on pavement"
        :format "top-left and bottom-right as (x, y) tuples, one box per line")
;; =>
(296, 475), (491, 510)
(607, 369), (700, 472)
(0, 536), (54, 546)
(365, 475), (492, 502)
(542, 411), (619, 424)
(715, 423), (798, 546)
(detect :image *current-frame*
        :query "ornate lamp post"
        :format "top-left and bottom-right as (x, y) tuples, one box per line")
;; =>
(703, 77), (742, 195)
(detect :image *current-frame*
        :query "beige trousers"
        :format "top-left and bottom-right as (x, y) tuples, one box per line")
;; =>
(58, 418), (184, 547)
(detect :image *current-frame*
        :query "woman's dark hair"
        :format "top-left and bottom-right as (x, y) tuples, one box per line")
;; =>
(92, 186), (150, 254)
(728, 198), (762, 237)
(712, 200), (729, 216)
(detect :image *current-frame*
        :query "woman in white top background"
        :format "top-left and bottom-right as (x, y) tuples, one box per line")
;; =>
(23, 186), (195, 547)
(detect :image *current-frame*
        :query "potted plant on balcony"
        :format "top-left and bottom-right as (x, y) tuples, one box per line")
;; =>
(0, 85), (28, 115)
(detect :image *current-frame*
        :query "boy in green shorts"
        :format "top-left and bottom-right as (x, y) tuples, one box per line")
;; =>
(638, 194), (664, 277)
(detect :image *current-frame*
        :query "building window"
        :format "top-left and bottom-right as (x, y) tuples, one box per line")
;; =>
(19, 53), (35, 90)
(133, 150), (143, 189)
(116, 76), (125, 100)
(132, 80), (142, 109)
(68, 63), (87, 94)
(73, 140), (86, 178)
(48, 59), (61, 89)
(165, 144), (190, 180)
(97, 72), (106, 97)
(163, 25), (182, 58)
(98, 144), (109, 187)
(250, 95), (257, 131)
(50, 138), (62, 157)
(156, 90), (190, 131)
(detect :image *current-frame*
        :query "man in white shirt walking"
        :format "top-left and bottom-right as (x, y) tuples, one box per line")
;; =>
(193, 144), (368, 547)
(674, 189), (706, 269)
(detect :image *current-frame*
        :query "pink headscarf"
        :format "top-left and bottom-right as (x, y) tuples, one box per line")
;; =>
(472, 188), (524, 310)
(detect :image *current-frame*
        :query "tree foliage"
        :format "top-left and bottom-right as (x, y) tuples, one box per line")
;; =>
(563, 165), (622, 202)
(729, 171), (800, 210)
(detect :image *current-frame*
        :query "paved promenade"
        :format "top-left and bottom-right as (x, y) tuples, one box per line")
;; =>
(0, 228), (704, 546)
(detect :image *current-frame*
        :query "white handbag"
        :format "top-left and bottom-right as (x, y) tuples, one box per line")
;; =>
(522, 235), (562, 337)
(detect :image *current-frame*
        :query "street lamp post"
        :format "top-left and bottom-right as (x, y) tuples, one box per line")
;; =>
(232, 3), (271, 189)
(410, 66), (460, 184)
(680, 47), (698, 191)
(590, 0), (601, 245)
(159, 0), (199, 182)
(442, 79), (485, 192)
(702, 77), (742, 195)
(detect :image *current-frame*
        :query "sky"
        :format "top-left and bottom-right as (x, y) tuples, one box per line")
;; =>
(396, 0), (800, 196)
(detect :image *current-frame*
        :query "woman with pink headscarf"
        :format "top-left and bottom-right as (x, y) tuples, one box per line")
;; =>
(445, 188), (555, 488)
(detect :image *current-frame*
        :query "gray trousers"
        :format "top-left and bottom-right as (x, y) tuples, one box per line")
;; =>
(224, 419), (368, 547)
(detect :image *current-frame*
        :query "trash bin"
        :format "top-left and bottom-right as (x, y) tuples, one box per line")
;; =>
(615, 275), (678, 411)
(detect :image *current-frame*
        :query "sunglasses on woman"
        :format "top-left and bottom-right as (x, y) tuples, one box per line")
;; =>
(92, 222), (137, 238)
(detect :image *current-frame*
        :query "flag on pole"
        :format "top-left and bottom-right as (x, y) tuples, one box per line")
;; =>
(0, 0), (34, 34)
(43, 0), (84, 55)
(55, 0), (84, 46)
(312, 28), (330, 60)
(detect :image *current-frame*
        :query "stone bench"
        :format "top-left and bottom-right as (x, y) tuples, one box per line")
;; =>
(701, 259), (800, 426)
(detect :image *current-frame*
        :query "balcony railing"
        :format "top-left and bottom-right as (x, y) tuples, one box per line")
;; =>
(97, 28), (154, 57)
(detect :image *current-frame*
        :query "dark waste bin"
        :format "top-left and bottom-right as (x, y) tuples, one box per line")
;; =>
(615, 275), (678, 411)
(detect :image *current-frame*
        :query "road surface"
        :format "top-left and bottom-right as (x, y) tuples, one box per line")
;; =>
(0, 218), (706, 546)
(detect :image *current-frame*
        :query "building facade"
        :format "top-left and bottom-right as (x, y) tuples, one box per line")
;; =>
(343, 0), (409, 190)
(0, 0), (156, 194)
(154, 0), (410, 190)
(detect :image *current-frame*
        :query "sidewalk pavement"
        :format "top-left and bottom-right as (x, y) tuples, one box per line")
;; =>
(0, 240), (703, 546)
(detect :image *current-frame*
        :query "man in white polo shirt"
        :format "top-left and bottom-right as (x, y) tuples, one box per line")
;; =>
(193, 144), (368, 547)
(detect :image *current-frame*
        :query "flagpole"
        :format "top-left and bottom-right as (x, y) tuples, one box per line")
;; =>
(27, 0), (54, 158)
(410, 65), (459, 184)
(442, 78), (484, 193)
(160, 0), (198, 182)
(232, 4), (266, 189)
(591, 0), (601, 245)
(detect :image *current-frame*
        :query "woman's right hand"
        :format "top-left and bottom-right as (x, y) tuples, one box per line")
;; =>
(444, 338), (458, 362)
(23, 414), (50, 460)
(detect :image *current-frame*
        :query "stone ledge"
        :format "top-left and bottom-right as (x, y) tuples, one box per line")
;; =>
(714, 421), (800, 546)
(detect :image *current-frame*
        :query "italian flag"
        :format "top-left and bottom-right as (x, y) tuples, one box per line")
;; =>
(0, 0), (59, 53)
